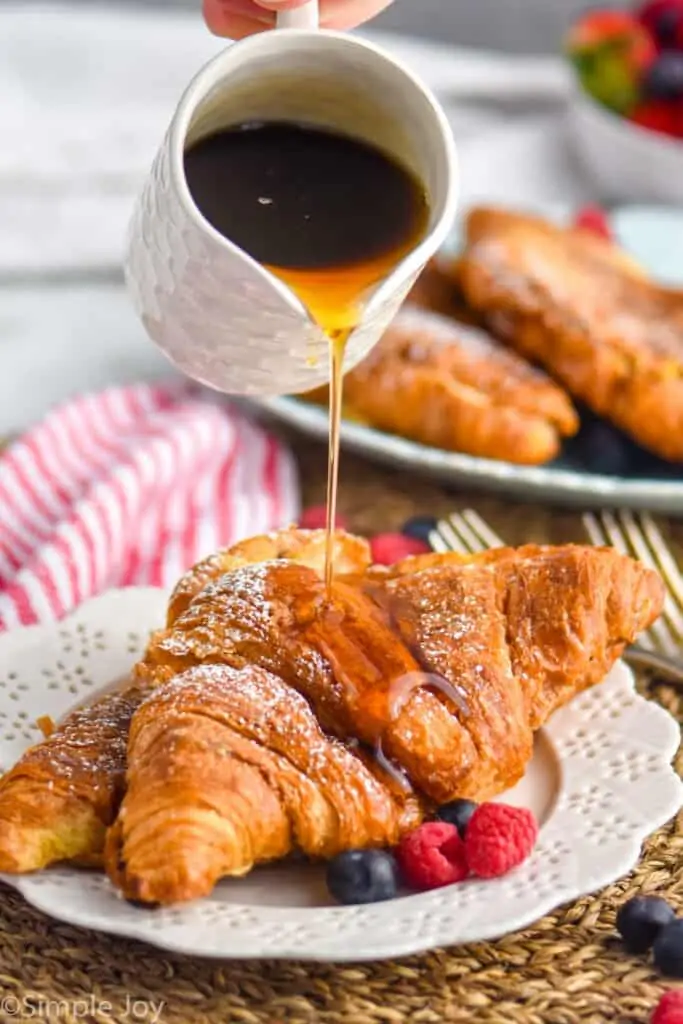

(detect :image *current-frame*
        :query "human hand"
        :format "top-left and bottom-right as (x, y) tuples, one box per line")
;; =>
(203, 0), (395, 38)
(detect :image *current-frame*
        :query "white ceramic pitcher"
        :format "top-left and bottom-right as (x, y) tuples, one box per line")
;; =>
(124, 1), (458, 396)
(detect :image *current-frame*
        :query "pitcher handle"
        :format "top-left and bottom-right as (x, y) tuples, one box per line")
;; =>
(276, 1), (319, 29)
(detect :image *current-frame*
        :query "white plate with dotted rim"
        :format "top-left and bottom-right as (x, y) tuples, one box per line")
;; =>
(0, 587), (681, 962)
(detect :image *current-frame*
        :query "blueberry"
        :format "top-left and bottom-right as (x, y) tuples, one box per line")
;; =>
(643, 53), (683, 101)
(435, 799), (478, 838)
(571, 419), (636, 477)
(401, 515), (438, 545)
(616, 895), (675, 953)
(653, 919), (683, 977)
(326, 849), (399, 905)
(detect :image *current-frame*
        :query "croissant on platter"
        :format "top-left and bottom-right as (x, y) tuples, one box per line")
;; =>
(302, 305), (578, 465)
(0, 529), (368, 873)
(456, 205), (683, 462)
(0, 683), (147, 871)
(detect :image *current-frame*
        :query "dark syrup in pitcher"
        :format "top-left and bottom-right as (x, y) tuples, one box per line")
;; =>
(184, 121), (429, 589)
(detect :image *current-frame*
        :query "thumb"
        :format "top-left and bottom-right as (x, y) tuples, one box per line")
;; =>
(252, 0), (314, 7)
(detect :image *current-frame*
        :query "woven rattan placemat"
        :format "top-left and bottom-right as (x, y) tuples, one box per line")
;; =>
(0, 440), (681, 1024)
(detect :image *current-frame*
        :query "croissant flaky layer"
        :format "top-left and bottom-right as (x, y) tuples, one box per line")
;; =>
(113, 531), (663, 904)
(0, 683), (148, 871)
(137, 539), (662, 806)
(0, 529), (366, 875)
(0, 529), (665, 901)
(106, 664), (422, 905)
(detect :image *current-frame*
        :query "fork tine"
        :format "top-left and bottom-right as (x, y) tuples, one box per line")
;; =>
(433, 509), (503, 556)
(583, 512), (656, 652)
(428, 528), (450, 553)
(431, 520), (469, 554)
(582, 512), (608, 549)
(461, 509), (505, 549)
(447, 512), (488, 552)
(640, 512), (683, 641)
(616, 511), (681, 655)
(598, 510), (632, 555)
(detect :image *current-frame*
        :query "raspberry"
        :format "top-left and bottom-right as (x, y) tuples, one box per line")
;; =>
(397, 822), (469, 891)
(299, 505), (347, 530)
(464, 803), (538, 879)
(370, 533), (430, 566)
(573, 205), (613, 240)
(652, 990), (683, 1024)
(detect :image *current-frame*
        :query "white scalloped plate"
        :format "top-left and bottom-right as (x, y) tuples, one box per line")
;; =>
(0, 588), (681, 962)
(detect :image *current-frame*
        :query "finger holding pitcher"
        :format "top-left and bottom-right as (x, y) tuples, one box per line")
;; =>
(204, 0), (393, 37)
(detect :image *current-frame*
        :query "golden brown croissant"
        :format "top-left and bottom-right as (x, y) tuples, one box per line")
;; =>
(301, 305), (578, 464)
(138, 542), (662, 803)
(0, 683), (148, 872)
(106, 664), (422, 904)
(0, 530), (367, 872)
(456, 206), (683, 462)
(112, 535), (663, 903)
(166, 526), (371, 626)
(407, 258), (482, 324)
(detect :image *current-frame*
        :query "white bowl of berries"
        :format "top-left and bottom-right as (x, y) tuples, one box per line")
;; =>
(566, 1), (683, 203)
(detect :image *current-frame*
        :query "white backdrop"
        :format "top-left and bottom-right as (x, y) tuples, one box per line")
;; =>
(1, 3), (572, 273)
(23, 0), (632, 54)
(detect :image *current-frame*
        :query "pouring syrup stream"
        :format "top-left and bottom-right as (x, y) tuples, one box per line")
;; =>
(183, 121), (429, 590)
(325, 331), (347, 591)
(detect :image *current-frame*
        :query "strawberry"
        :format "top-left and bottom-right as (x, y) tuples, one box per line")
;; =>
(630, 98), (683, 136)
(568, 10), (648, 50)
(566, 10), (657, 113)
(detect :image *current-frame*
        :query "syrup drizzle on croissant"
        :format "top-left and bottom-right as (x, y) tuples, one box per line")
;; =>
(108, 532), (663, 904)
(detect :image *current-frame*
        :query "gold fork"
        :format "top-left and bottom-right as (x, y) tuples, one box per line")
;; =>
(430, 508), (683, 685)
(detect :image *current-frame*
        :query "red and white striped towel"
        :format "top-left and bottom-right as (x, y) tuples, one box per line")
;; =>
(0, 383), (300, 630)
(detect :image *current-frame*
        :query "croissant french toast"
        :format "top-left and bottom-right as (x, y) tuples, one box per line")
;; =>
(407, 258), (482, 324)
(302, 305), (578, 464)
(0, 528), (664, 899)
(0, 529), (368, 872)
(0, 683), (148, 872)
(112, 533), (663, 904)
(105, 663), (423, 905)
(457, 206), (683, 462)
(166, 526), (370, 626)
